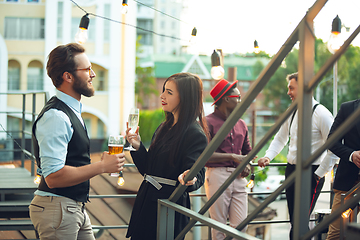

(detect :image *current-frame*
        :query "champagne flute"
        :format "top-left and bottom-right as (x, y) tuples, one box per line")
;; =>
(108, 135), (125, 186)
(125, 108), (139, 151)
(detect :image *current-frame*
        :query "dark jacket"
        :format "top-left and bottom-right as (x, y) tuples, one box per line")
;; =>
(330, 99), (360, 191)
(126, 122), (207, 239)
(32, 96), (90, 202)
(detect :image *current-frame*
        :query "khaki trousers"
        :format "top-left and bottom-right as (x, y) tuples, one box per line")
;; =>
(205, 167), (248, 240)
(29, 195), (95, 240)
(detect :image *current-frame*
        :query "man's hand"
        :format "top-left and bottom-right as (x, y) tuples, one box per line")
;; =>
(100, 152), (125, 173)
(351, 151), (360, 168)
(257, 157), (270, 168)
(240, 164), (251, 178)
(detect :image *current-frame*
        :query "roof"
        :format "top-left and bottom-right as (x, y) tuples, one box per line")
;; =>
(139, 54), (270, 81)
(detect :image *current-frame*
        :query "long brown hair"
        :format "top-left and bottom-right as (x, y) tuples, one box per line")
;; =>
(150, 72), (209, 164)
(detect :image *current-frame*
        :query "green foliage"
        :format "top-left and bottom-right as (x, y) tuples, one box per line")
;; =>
(263, 39), (360, 115)
(272, 153), (287, 175)
(138, 108), (164, 147)
(249, 166), (269, 186)
(135, 36), (158, 109)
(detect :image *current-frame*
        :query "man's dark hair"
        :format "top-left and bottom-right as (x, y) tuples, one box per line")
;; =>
(286, 72), (298, 82)
(46, 43), (85, 88)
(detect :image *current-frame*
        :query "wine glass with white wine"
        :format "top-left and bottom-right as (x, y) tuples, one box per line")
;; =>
(125, 108), (139, 151)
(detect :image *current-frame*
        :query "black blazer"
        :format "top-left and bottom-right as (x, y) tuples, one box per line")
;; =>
(330, 99), (360, 191)
(126, 122), (207, 240)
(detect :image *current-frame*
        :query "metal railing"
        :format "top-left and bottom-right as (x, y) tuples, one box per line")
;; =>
(0, 91), (49, 176)
(156, 0), (360, 239)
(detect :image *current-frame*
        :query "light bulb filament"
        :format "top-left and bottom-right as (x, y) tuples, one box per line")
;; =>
(342, 208), (352, 218)
(118, 176), (125, 186)
(246, 179), (254, 188)
(34, 174), (41, 184)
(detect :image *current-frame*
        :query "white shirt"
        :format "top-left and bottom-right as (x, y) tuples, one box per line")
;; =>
(264, 98), (339, 178)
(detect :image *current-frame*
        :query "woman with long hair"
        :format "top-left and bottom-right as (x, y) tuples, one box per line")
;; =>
(125, 72), (208, 239)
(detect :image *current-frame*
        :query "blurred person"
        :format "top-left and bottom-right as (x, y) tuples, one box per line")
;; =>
(326, 99), (360, 239)
(205, 79), (252, 239)
(257, 72), (338, 240)
(125, 72), (208, 240)
(30, 43), (125, 240)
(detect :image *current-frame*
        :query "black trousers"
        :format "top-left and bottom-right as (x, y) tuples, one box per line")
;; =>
(285, 163), (325, 240)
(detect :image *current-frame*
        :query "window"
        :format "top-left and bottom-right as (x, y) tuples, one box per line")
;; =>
(104, 4), (110, 42)
(97, 119), (105, 138)
(57, 1), (63, 39)
(96, 70), (105, 91)
(4, 17), (45, 40)
(137, 19), (153, 45)
(27, 61), (43, 90)
(27, 68), (43, 90)
(8, 60), (20, 91)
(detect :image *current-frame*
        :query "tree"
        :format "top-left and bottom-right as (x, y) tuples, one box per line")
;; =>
(135, 36), (158, 109)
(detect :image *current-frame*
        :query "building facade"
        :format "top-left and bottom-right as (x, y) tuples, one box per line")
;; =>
(0, 0), (137, 142)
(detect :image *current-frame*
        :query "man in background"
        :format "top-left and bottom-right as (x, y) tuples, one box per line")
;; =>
(205, 79), (251, 239)
(326, 99), (360, 239)
(257, 72), (338, 240)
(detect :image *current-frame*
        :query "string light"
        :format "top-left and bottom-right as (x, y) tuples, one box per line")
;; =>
(246, 173), (255, 188)
(254, 40), (260, 54)
(342, 208), (352, 218)
(71, 0), (190, 43)
(34, 174), (41, 184)
(121, 0), (129, 15)
(118, 171), (125, 186)
(75, 14), (90, 44)
(327, 15), (342, 54)
(210, 50), (224, 80)
(190, 27), (197, 45)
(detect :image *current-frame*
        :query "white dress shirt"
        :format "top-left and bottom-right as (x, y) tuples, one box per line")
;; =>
(264, 98), (339, 178)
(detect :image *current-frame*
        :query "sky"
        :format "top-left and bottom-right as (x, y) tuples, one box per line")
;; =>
(184, 0), (360, 55)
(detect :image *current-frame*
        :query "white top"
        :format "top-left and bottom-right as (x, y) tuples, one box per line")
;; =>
(264, 98), (339, 178)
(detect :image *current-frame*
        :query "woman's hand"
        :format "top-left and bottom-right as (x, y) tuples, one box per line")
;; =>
(125, 122), (141, 151)
(178, 170), (197, 186)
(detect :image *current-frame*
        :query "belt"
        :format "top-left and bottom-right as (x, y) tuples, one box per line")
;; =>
(144, 174), (177, 190)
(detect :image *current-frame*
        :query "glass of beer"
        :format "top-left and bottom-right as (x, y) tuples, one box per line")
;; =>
(108, 135), (124, 177)
(125, 108), (139, 151)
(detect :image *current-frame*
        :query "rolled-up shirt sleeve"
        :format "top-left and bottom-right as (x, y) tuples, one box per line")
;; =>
(36, 109), (73, 178)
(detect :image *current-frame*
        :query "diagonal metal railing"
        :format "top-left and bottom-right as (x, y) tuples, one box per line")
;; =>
(158, 0), (360, 239)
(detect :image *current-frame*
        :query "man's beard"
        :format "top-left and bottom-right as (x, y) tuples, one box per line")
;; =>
(73, 75), (94, 97)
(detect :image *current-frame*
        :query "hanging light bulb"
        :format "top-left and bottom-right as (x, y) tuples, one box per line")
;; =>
(211, 50), (224, 80)
(327, 15), (342, 54)
(330, 168), (334, 183)
(117, 171), (125, 186)
(189, 27), (197, 45)
(246, 173), (255, 188)
(254, 40), (260, 54)
(75, 14), (90, 45)
(34, 174), (41, 185)
(121, 0), (129, 14)
(342, 208), (352, 218)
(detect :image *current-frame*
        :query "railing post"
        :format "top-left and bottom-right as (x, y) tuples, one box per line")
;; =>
(21, 94), (26, 167)
(157, 200), (175, 240)
(31, 93), (36, 176)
